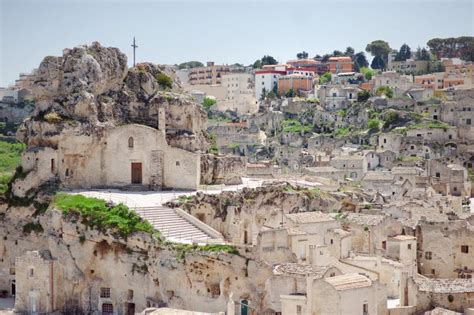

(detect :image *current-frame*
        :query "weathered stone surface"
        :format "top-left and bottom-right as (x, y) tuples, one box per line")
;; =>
(200, 154), (246, 185)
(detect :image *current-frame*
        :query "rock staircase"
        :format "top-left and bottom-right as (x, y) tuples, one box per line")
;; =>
(135, 206), (222, 243)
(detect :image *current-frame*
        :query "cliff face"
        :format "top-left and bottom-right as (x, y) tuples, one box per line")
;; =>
(0, 203), (272, 313)
(20, 42), (210, 153)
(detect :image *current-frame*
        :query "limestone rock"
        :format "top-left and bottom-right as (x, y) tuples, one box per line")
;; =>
(200, 154), (246, 185)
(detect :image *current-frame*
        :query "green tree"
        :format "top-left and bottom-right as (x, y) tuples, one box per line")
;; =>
(395, 44), (412, 61)
(371, 56), (386, 70)
(354, 52), (369, 72)
(333, 50), (343, 56)
(427, 36), (474, 61)
(375, 86), (394, 98)
(178, 61), (204, 69)
(253, 55), (278, 69)
(415, 47), (431, 61)
(366, 40), (391, 63)
(345, 47), (355, 58)
(360, 67), (374, 80)
(156, 73), (173, 89)
(319, 72), (332, 84)
(202, 97), (216, 112)
(296, 51), (309, 59)
(285, 88), (294, 98)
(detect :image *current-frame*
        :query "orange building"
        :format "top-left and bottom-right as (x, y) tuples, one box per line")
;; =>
(277, 73), (314, 96)
(327, 56), (354, 74)
(286, 59), (329, 75)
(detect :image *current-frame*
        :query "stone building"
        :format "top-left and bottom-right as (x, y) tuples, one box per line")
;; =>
(16, 123), (201, 194)
(329, 154), (368, 180)
(15, 250), (63, 314)
(415, 220), (474, 279)
(428, 161), (471, 197)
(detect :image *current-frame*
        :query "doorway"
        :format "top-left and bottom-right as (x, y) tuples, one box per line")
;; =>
(241, 300), (248, 315)
(131, 162), (142, 184)
(10, 280), (15, 296)
(126, 303), (135, 315)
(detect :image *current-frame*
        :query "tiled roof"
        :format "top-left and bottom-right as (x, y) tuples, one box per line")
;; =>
(413, 276), (474, 293)
(325, 273), (372, 291)
(286, 211), (335, 224)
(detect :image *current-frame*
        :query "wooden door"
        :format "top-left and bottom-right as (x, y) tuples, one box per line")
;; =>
(131, 162), (142, 184)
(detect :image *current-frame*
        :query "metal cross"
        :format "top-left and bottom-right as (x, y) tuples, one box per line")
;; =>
(131, 37), (138, 67)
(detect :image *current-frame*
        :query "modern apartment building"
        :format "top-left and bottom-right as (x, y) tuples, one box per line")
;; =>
(188, 62), (231, 85)
(327, 57), (354, 74)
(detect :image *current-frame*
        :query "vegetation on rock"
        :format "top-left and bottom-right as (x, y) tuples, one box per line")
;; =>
(0, 141), (25, 193)
(52, 193), (155, 238)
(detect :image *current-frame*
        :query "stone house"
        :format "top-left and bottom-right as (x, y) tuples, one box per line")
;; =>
(17, 123), (202, 194)
(377, 150), (397, 169)
(373, 71), (414, 97)
(281, 273), (387, 315)
(342, 213), (404, 255)
(329, 154), (368, 180)
(440, 97), (474, 128)
(377, 133), (402, 153)
(415, 220), (474, 279)
(317, 84), (358, 111)
(428, 161), (471, 197)
(407, 87), (434, 102)
(406, 276), (474, 313)
(414, 102), (442, 121)
(15, 250), (63, 314)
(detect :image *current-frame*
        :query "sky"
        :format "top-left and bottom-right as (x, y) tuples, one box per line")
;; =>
(0, 0), (473, 86)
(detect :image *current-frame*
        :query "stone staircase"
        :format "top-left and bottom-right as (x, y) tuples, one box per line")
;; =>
(135, 206), (222, 243)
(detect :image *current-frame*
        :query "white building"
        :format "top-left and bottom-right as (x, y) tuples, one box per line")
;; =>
(220, 73), (258, 114)
(0, 88), (19, 103)
(255, 69), (286, 100)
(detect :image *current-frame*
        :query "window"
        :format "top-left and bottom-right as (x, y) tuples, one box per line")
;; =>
(102, 303), (113, 315)
(363, 303), (368, 315)
(128, 137), (134, 148)
(383, 138), (387, 144)
(461, 245), (469, 254)
(51, 159), (55, 173)
(408, 244), (412, 250)
(9, 267), (15, 275)
(29, 268), (34, 277)
(467, 118), (472, 125)
(176, 161), (180, 166)
(330, 272), (336, 277)
(128, 289), (134, 300)
(425, 251), (432, 260)
(297, 305), (302, 315)
(435, 172), (440, 178)
(100, 287), (111, 298)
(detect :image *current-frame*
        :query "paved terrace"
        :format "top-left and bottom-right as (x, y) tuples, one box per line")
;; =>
(68, 178), (322, 244)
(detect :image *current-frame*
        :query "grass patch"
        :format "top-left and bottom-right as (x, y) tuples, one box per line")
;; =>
(177, 195), (194, 205)
(52, 193), (155, 238)
(334, 127), (350, 138)
(0, 141), (25, 193)
(167, 242), (239, 261)
(407, 121), (450, 130)
(282, 119), (313, 133)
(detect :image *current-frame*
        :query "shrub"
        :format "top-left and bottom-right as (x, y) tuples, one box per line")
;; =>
(282, 119), (313, 133)
(357, 90), (371, 102)
(319, 72), (332, 84)
(44, 112), (62, 123)
(156, 72), (173, 89)
(368, 119), (381, 131)
(52, 193), (155, 238)
(202, 97), (217, 112)
(383, 111), (400, 128)
(375, 86), (394, 98)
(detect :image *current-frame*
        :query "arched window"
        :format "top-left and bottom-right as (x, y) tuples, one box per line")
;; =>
(128, 137), (134, 148)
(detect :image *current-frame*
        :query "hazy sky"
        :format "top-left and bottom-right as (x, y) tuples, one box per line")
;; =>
(1, 0), (473, 86)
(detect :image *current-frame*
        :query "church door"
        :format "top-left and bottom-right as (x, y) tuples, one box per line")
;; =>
(131, 162), (142, 184)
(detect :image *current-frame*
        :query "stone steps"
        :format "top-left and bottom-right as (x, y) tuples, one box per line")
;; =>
(135, 206), (218, 243)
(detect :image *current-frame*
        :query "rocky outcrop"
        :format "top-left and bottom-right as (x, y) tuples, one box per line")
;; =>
(200, 154), (246, 185)
(21, 42), (210, 152)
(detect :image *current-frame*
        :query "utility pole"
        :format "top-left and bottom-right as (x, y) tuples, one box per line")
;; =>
(131, 37), (138, 67)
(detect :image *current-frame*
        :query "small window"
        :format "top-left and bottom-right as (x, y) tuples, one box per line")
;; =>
(176, 161), (180, 166)
(425, 251), (432, 260)
(363, 303), (368, 315)
(128, 137), (134, 148)
(435, 172), (440, 178)
(100, 287), (111, 298)
(29, 268), (34, 277)
(9, 267), (15, 275)
(408, 244), (412, 250)
(297, 305), (302, 315)
(330, 272), (336, 277)
(102, 303), (113, 315)
(461, 245), (469, 254)
(51, 159), (55, 173)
